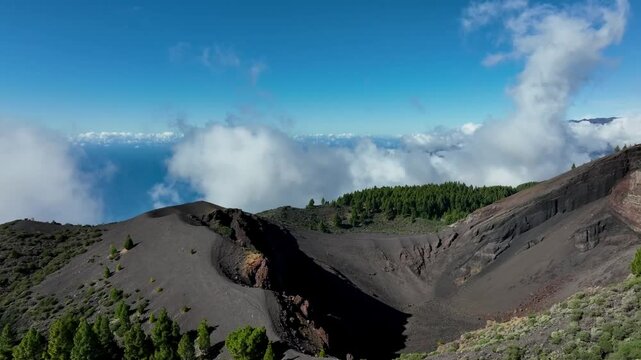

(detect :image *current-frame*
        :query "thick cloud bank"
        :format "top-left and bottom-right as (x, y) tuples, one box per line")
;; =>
(0, 123), (102, 224)
(154, 0), (638, 212)
(159, 124), (448, 212)
(448, 0), (630, 185)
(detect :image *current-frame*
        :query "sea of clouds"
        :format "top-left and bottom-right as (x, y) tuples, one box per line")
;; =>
(1, 0), (640, 223)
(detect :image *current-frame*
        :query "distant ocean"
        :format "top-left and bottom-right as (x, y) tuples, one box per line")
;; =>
(73, 134), (405, 223)
(77, 144), (197, 223)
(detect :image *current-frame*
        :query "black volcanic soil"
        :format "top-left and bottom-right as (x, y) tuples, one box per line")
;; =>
(22, 146), (641, 359)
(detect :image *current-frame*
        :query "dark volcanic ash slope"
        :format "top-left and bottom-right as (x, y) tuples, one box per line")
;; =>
(290, 145), (641, 353)
(30, 201), (407, 359)
(21, 145), (641, 359)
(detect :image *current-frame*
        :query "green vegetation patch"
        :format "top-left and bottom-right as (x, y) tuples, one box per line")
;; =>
(0, 221), (103, 328)
(397, 249), (641, 360)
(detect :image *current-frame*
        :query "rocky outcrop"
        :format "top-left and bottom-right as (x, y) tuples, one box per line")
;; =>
(201, 208), (328, 353)
(571, 217), (610, 252)
(202, 208), (407, 359)
(610, 169), (641, 232)
(453, 146), (641, 284)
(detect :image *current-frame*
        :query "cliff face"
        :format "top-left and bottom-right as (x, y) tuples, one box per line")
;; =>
(449, 146), (641, 285)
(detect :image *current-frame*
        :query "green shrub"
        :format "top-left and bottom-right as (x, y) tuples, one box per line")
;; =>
(577, 331), (590, 342)
(550, 331), (563, 345)
(123, 235), (134, 251)
(225, 326), (269, 360)
(597, 333), (613, 355)
(632, 248), (641, 276)
(505, 345), (524, 360)
(109, 245), (118, 260)
(263, 342), (275, 360)
(570, 309), (583, 322)
(610, 340), (641, 360)
(110, 288), (123, 302)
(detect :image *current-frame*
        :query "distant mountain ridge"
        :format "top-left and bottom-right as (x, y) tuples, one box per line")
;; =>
(568, 117), (617, 124)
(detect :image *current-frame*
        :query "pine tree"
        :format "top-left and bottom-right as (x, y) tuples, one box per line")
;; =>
(48, 313), (78, 360)
(114, 301), (131, 335)
(123, 235), (134, 250)
(318, 221), (329, 233)
(571, 163), (576, 170)
(93, 315), (117, 359)
(123, 322), (149, 360)
(0, 324), (15, 360)
(13, 328), (46, 360)
(306, 198), (315, 209)
(332, 213), (342, 228)
(177, 334), (195, 360)
(103, 266), (111, 279)
(615, 145), (621, 152)
(70, 319), (99, 360)
(171, 322), (181, 344)
(151, 309), (177, 360)
(196, 320), (210, 355)
(153, 345), (176, 360)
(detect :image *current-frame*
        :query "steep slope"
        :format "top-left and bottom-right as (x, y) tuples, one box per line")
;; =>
(416, 274), (641, 359)
(290, 145), (641, 354)
(4, 146), (641, 359)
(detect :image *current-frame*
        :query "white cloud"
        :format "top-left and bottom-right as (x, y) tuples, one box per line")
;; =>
(169, 42), (191, 63)
(214, 46), (241, 67)
(482, 52), (509, 67)
(569, 115), (641, 152)
(155, 124), (441, 212)
(187, 43), (266, 85)
(0, 123), (102, 224)
(462, 0), (528, 31)
(401, 123), (481, 152)
(249, 61), (267, 85)
(200, 45), (242, 68)
(443, 0), (630, 186)
(149, 183), (182, 209)
(151, 0), (635, 212)
(461, 122), (482, 135)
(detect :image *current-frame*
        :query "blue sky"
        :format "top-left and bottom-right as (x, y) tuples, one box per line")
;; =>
(1, 0), (639, 136)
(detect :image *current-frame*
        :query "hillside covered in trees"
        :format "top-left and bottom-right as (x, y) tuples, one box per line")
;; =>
(334, 181), (537, 223)
(261, 181), (538, 234)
